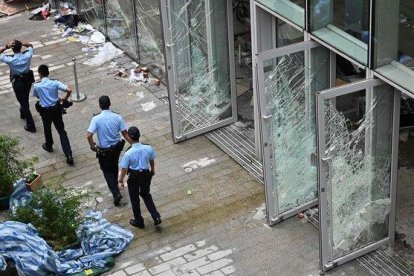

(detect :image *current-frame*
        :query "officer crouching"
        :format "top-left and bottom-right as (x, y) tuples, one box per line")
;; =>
(118, 127), (161, 229)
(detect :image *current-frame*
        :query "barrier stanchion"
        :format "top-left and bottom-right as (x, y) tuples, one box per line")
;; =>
(70, 57), (87, 102)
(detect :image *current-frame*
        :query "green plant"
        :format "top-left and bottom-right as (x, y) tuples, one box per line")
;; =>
(0, 135), (37, 198)
(10, 176), (93, 251)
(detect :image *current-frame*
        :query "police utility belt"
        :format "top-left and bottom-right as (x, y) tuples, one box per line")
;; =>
(10, 70), (35, 83)
(96, 139), (126, 158)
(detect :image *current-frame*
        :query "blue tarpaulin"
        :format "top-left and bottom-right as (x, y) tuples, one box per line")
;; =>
(0, 181), (134, 275)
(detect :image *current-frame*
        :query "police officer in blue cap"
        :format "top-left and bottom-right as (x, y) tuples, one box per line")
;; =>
(87, 95), (133, 206)
(118, 126), (161, 229)
(33, 64), (74, 165)
(0, 39), (36, 132)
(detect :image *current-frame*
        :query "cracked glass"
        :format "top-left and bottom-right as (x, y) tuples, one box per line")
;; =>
(105, 0), (138, 59)
(262, 45), (329, 215)
(323, 84), (393, 260)
(135, 0), (166, 80)
(167, 0), (232, 137)
(78, 0), (105, 33)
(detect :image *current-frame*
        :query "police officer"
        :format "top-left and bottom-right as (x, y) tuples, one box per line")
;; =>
(118, 126), (161, 229)
(87, 96), (133, 206)
(33, 64), (74, 165)
(0, 39), (36, 132)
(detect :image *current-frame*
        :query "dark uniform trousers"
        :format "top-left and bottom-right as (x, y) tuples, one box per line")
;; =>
(128, 170), (160, 223)
(12, 78), (35, 129)
(41, 104), (72, 156)
(98, 148), (122, 198)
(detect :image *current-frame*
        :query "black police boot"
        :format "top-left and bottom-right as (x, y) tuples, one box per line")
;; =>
(24, 125), (36, 133)
(42, 143), (53, 152)
(114, 194), (122, 206)
(154, 217), (162, 226)
(66, 154), (74, 166)
(129, 219), (145, 229)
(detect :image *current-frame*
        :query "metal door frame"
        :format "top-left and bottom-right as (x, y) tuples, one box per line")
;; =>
(316, 76), (400, 271)
(257, 39), (322, 225)
(160, 0), (237, 143)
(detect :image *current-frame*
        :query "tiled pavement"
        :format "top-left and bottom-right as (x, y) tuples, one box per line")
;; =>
(0, 12), (368, 276)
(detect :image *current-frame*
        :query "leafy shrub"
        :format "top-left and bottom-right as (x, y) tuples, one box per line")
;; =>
(0, 135), (36, 198)
(10, 176), (93, 251)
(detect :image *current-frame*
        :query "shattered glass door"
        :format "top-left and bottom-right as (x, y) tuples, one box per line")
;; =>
(105, 0), (138, 59)
(135, 0), (165, 80)
(317, 80), (398, 271)
(78, 0), (105, 33)
(257, 41), (330, 224)
(161, 0), (237, 142)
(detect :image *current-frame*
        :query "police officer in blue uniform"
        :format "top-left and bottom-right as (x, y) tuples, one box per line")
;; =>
(118, 126), (162, 228)
(87, 96), (133, 206)
(33, 64), (74, 165)
(0, 39), (36, 132)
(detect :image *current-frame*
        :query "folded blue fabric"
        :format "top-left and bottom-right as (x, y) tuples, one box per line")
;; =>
(0, 181), (134, 275)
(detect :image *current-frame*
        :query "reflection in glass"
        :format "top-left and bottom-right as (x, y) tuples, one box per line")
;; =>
(135, 0), (165, 80)
(276, 18), (304, 47)
(374, 1), (414, 91)
(323, 86), (393, 260)
(79, 0), (105, 33)
(310, 0), (370, 65)
(168, 0), (232, 136)
(105, 0), (137, 59)
(256, 0), (305, 28)
(263, 47), (328, 214)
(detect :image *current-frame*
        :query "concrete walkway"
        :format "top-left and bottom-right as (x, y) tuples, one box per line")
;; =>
(0, 12), (367, 276)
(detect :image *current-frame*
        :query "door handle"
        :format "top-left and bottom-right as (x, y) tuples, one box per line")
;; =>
(263, 115), (272, 120)
(166, 43), (175, 47)
(321, 156), (332, 162)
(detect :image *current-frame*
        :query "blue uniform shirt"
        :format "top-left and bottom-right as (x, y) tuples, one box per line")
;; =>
(33, 78), (68, 107)
(119, 143), (156, 170)
(0, 48), (33, 75)
(87, 110), (128, 148)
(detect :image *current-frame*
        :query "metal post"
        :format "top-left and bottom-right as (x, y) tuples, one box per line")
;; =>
(70, 57), (87, 102)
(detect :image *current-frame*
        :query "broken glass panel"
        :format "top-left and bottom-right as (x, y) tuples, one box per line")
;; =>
(135, 0), (166, 80)
(168, 0), (232, 136)
(323, 85), (393, 260)
(263, 47), (329, 215)
(78, 0), (105, 33)
(105, 0), (138, 59)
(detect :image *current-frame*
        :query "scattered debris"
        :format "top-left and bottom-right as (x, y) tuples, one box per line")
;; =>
(84, 42), (123, 66)
(141, 101), (156, 112)
(182, 158), (216, 172)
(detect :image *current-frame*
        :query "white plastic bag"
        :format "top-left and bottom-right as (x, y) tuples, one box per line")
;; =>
(84, 42), (123, 66)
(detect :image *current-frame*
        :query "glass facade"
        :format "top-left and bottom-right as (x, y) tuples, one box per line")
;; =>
(256, 0), (305, 28)
(79, 0), (105, 33)
(374, 0), (414, 92)
(309, 0), (370, 65)
(105, 0), (138, 59)
(167, 0), (233, 137)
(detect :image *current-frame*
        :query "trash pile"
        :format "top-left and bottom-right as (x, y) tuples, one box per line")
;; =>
(32, 1), (162, 86)
(108, 65), (161, 87)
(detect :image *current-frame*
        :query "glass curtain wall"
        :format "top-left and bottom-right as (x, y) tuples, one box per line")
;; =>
(309, 0), (370, 65)
(135, 0), (166, 80)
(256, 0), (305, 28)
(78, 0), (106, 33)
(374, 1), (414, 92)
(105, 0), (138, 59)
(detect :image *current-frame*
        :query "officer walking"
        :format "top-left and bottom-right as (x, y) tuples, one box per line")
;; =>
(0, 39), (36, 132)
(87, 96), (133, 206)
(33, 64), (74, 165)
(118, 126), (161, 229)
